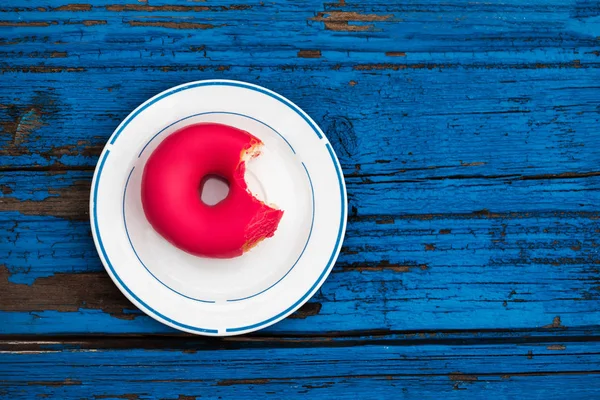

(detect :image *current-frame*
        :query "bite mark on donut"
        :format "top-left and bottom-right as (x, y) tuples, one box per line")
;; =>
(236, 140), (284, 253)
(243, 206), (284, 252)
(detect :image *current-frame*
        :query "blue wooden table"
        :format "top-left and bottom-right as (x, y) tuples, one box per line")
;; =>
(1, 0), (599, 398)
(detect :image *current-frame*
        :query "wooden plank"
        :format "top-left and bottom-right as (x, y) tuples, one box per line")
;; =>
(0, 0), (598, 68)
(1, 170), (598, 334)
(1, 67), (599, 172)
(0, 339), (599, 399)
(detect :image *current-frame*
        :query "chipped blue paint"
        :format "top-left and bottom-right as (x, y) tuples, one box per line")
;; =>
(1, 341), (600, 399)
(1, 0), (600, 396)
(92, 151), (218, 334)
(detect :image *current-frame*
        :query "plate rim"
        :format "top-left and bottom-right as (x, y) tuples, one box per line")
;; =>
(89, 79), (347, 336)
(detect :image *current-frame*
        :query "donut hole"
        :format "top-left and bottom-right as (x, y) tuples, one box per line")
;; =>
(199, 174), (230, 206)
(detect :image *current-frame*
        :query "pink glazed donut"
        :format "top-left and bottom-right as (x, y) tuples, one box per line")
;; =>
(141, 123), (284, 258)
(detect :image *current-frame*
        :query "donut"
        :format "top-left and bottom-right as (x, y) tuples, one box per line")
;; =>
(141, 123), (284, 258)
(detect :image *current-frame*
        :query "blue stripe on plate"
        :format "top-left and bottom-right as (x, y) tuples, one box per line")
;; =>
(138, 111), (296, 158)
(227, 161), (316, 302)
(122, 166), (214, 303)
(225, 143), (345, 333)
(93, 150), (218, 334)
(94, 81), (344, 335)
(111, 81), (322, 145)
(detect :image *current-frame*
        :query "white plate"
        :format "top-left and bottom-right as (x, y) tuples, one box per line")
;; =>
(90, 80), (347, 336)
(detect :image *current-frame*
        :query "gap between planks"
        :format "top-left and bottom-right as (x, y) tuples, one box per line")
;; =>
(1, 329), (599, 352)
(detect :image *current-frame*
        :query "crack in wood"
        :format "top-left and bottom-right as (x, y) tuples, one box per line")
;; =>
(311, 11), (393, 32)
(0, 21), (56, 27)
(0, 66), (86, 73)
(127, 21), (215, 30)
(353, 61), (593, 70)
(105, 4), (252, 12)
(297, 50), (322, 58)
(54, 4), (92, 12)
(349, 211), (600, 222)
(26, 379), (81, 387)
(217, 378), (271, 386)
(337, 261), (428, 273)
(449, 372), (479, 382)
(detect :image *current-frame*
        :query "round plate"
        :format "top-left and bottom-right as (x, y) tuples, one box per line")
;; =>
(90, 80), (347, 336)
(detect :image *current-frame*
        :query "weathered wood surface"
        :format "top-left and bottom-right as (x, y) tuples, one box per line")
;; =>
(1, 170), (600, 334)
(1, 338), (600, 399)
(1, 0), (599, 398)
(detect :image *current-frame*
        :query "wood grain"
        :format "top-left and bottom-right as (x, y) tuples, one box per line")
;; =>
(1, 170), (598, 334)
(1, 339), (599, 399)
(0, 0), (599, 397)
(0, 0), (599, 68)
(2, 68), (600, 174)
